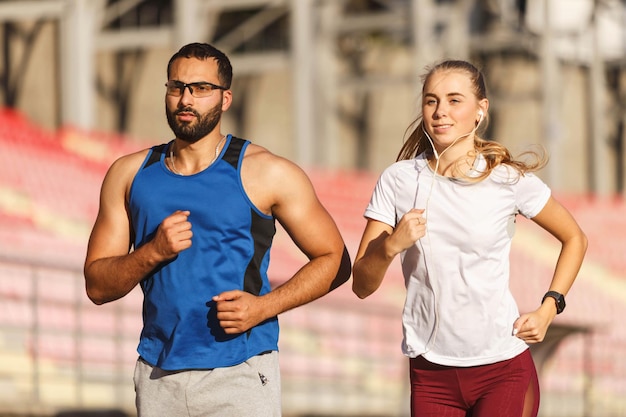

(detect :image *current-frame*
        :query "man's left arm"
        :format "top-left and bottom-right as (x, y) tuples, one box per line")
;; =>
(213, 155), (351, 334)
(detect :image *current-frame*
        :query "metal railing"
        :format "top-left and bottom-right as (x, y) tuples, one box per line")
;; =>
(0, 255), (138, 416)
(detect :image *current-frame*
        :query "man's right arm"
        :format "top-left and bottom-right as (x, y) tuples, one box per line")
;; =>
(84, 152), (192, 305)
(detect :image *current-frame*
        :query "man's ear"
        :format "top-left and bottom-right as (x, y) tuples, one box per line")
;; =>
(221, 89), (233, 112)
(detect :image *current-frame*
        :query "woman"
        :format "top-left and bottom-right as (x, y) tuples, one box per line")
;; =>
(352, 60), (587, 417)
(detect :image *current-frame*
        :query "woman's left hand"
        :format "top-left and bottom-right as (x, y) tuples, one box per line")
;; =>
(512, 304), (557, 344)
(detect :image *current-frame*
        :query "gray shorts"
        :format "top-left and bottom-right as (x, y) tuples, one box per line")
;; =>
(134, 351), (281, 417)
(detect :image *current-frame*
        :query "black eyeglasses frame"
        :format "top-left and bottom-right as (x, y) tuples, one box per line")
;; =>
(165, 80), (228, 97)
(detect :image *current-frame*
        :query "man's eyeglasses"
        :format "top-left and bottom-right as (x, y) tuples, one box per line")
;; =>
(165, 80), (227, 98)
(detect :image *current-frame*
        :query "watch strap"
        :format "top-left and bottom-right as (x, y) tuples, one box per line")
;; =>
(542, 291), (566, 314)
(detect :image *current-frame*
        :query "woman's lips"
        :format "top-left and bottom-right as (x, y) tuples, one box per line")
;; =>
(432, 124), (452, 134)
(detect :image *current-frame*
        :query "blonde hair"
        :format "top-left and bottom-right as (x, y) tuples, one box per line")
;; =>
(396, 60), (547, 180)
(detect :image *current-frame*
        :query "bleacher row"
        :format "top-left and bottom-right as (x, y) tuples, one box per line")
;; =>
(1, 108), (626, 416)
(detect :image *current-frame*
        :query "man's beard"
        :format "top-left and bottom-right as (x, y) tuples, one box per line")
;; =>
(166, 101), (222, 143)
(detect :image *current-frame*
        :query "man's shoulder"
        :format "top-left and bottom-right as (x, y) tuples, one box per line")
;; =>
(113, 147), (152, 166)
(240, 143), (310, 190)
(106, 147), (153, 180)
(241, 142), (293, 169)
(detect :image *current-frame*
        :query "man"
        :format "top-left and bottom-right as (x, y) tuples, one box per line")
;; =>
(84, 42), (351, 417)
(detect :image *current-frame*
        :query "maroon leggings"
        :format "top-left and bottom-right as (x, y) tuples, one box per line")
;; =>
(409, 349), (539, 417)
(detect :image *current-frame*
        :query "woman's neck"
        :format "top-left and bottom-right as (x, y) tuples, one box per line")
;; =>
(428, 150), (476, 177)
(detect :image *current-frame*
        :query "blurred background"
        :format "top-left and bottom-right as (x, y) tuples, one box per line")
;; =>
(0, 0), (625, 416)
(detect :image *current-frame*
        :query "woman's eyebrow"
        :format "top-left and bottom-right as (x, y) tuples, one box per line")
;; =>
(423, 92), (466, 99)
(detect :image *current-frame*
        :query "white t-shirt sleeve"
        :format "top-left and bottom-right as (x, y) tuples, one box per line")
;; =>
(514, 172), (552, 218)
(364, 165), (398, 227)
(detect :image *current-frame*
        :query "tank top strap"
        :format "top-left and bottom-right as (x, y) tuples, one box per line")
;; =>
(143, 143), (169, 170)
(222, 136), (249, 169)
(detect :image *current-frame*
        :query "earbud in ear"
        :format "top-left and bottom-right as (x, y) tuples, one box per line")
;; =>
(477, 110), (484, 123)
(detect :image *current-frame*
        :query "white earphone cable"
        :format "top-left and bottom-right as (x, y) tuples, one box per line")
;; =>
(416, 113), (483, 352)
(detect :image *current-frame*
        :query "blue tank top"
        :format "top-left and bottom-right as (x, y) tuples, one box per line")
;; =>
(129, 135), (279, 370)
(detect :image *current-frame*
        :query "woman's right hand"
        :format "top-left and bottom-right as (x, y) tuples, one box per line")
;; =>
(388, 208), (427, 254)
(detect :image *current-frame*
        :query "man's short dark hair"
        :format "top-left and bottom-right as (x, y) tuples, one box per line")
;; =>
(167, 43), (233, 89)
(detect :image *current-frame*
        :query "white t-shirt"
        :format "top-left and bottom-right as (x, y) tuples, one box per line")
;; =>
(364, 153), (551, 367)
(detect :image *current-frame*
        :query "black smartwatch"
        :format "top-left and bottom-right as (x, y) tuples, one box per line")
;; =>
(542, 291), (566, 314)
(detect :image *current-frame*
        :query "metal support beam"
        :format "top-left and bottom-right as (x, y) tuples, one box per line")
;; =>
(291, 0), (314, 166)
(0, 0), (66, 21)
(590, 12), (611, 194)
(411, 0), (436, 90)
(173, 0), (202, 48)
(540, 0), (562, 188)
(59, 0), (99, 129)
